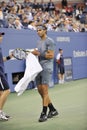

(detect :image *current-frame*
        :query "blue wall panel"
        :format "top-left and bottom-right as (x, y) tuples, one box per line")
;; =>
(0, 28), (87, 91)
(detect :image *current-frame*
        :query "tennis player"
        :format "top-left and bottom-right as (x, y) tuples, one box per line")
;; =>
(0, 32), (12, 121)
(32, 24), (58, 122)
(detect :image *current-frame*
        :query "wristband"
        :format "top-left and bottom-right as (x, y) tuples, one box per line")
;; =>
(6, 56), (11, 60)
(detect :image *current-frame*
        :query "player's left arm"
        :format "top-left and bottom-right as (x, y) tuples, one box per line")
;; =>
(45, 50), (54, 59)
(45, 39), (55, 59)
(32, 49), (54, 59)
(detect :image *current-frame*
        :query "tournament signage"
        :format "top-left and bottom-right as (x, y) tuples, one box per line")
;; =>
(73, 50), (87, 57)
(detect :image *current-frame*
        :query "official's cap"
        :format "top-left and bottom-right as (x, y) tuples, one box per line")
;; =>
(59, 48), (63, 51)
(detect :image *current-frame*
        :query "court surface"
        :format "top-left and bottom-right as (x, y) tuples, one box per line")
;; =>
(0, 78), (87, 130)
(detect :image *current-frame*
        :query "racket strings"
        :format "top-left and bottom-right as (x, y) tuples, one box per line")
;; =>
(13, 49), (27, 60)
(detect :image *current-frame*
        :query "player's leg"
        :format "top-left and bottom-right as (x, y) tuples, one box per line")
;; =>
(0, 89), (10, 121)
(41, 84), (58, 118)
(38, 84), (50, 122)
(0, 89), (10, 110)
(0, 76), (10, 121)
(38, 85), (43, 98)
(42, 84), (51, 106)
(36, 71), (49, 122)
(37, 70), (58, 122)
(43, 70), (58, 118)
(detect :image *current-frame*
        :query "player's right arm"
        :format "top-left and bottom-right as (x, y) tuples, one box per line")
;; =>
(56, 53), (61, 64)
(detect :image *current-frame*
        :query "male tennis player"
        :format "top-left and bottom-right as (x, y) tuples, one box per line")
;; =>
(0, 32), (12, 121)
(32, 24), (58, 122)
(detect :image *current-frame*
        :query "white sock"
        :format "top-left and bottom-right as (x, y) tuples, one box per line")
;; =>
(0, 110), (2, 114)
(59, 80), (62, 84)
(62, 80), (64, 83)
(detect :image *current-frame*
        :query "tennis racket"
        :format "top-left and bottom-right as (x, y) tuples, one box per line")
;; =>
(12, 48), (30, 60)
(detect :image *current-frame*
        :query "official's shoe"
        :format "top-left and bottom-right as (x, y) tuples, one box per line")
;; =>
(0, 112), (8, 121)
(47, 110), (58, 118)
(38, 112), (47, 122)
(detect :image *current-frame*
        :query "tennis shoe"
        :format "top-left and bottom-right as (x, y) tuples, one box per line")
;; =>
(0, 112), (8, 121)
(38, 112), (47, 122)
(47, 110), (58, 118)
(2, 111), (11, 119)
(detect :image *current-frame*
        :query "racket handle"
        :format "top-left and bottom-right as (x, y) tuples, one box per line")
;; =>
(6, 56), (11, 60)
